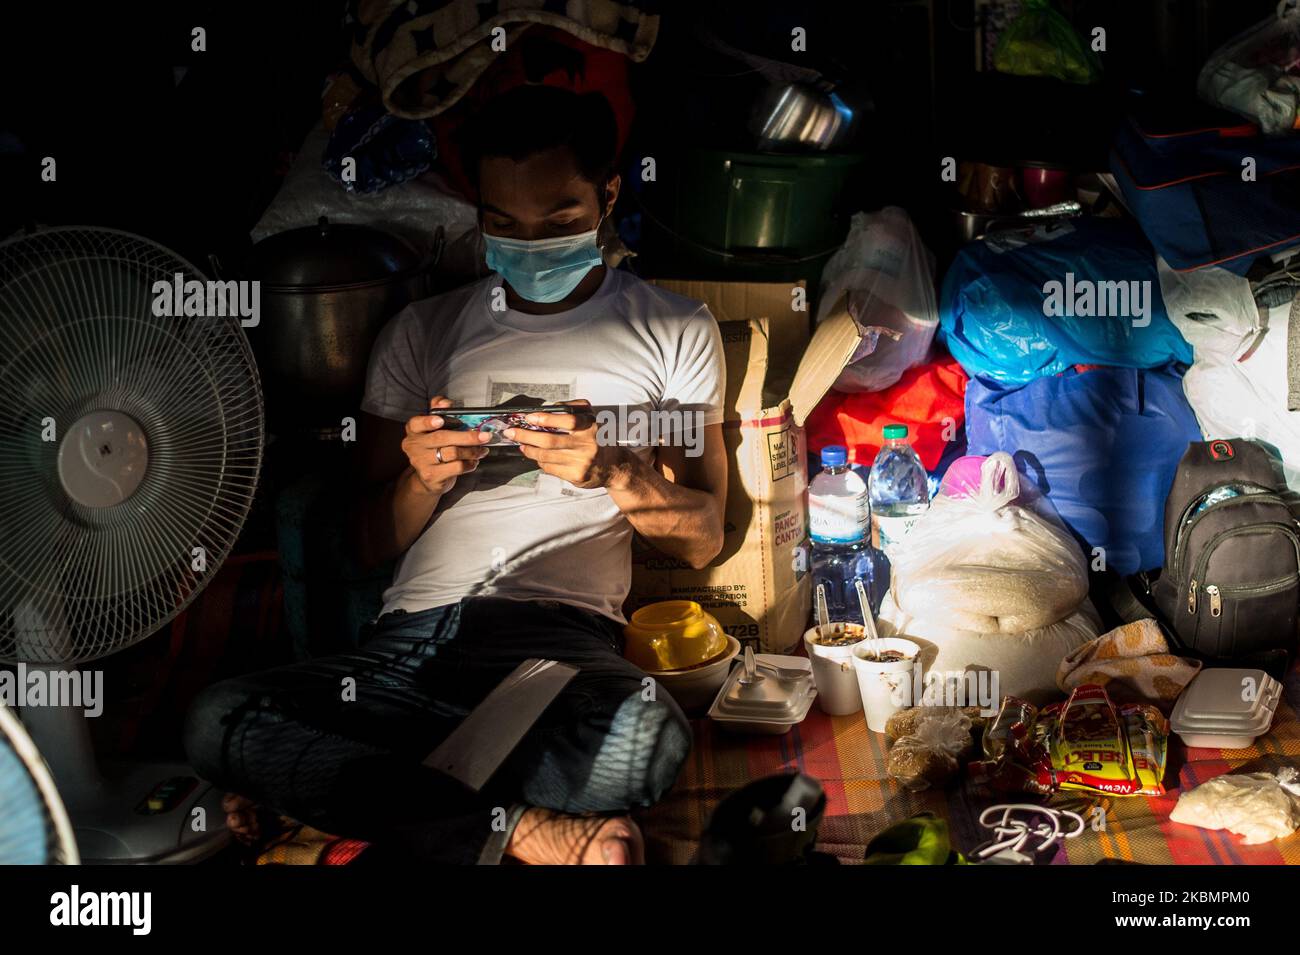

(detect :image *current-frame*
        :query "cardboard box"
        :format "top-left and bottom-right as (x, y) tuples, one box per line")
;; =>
(627, 281), (861, 653)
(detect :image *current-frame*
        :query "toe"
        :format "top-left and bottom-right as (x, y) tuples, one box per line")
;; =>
(601, 837), (631, 865)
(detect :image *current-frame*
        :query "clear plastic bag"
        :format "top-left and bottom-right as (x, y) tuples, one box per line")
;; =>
(1199, 1), (1300, 134)
(886, 708), (974, 792)
(992, 0), (1101, 85)
(1170, 767), (1300, 844)
(1158, 256), (1300, 489)
(889, 453), (1089, 634)
(816, 207), (938, 393)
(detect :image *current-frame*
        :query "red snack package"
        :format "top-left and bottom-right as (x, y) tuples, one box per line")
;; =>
(969, 687), (1168, 798)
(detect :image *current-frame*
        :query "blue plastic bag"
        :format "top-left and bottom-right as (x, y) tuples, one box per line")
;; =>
(964, 365), (1202, 575)
(940, 219), (1192, 385)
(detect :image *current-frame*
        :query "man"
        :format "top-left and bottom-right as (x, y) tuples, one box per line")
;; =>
(184, 85), (727, 865)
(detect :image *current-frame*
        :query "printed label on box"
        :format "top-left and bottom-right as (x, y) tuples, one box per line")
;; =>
(767, 425), (797, 481)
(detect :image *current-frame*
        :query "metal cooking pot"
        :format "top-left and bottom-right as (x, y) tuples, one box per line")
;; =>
(750, 82), (861, 152)
(229, 217), (442, 433)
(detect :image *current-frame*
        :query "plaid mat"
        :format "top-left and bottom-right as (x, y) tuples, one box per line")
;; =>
(640, 663), (1300, 865)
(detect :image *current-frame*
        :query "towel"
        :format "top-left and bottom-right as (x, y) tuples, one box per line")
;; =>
(1056, 618), (1201, 708)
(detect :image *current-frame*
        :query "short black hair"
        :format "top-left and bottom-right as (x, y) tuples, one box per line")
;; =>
(461, 85), (618, 193)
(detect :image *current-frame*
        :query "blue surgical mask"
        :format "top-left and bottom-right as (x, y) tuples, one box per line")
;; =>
(483, 226), (603, 304)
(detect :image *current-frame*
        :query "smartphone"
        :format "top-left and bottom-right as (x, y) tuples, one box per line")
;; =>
(436, 405), (573, 447)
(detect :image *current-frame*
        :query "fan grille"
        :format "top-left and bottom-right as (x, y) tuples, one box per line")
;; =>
(0, 228), (263, 664)
(0, 703), (77, 863)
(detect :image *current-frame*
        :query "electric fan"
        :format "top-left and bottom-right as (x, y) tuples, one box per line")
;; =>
(0, 227), (264, 862)
(0, 701), (78, 864)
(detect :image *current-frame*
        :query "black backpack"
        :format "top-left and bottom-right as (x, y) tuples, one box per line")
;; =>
(1152, 439), (1300, 664)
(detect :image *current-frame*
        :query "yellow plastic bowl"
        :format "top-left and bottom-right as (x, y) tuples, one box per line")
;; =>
(624, 600), (729, 672)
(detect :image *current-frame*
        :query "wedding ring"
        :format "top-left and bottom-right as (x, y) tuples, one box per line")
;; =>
(435, 447), (445, 464)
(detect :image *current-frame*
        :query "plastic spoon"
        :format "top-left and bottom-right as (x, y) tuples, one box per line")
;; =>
(815, 583), (830, 632)
(757, 657), (812, 680)
(854, 578), (882, 659)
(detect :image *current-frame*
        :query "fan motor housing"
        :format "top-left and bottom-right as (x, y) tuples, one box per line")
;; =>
(56, 410), (149, 508)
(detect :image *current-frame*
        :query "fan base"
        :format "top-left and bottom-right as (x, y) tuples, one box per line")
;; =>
(62, 761), (230, 864)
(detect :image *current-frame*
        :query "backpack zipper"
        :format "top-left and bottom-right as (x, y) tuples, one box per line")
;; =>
(1205, 584), (1221, 617)
(1171, 486), (1283, 579)
(1201, 574), (1299, 619)
(1187, 523), (1300, 615)
(1213, 573), (1300, 596)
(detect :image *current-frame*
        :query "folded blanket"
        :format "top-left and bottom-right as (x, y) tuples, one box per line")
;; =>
(1056, 618), (1201, 708)
(347, 0), (660, 119)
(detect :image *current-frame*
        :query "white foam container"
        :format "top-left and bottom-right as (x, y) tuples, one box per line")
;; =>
(708, 654), (817, 735)
(1170, 668), (1282, 749)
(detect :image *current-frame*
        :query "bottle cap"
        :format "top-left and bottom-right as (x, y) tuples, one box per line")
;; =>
(820, 445), (848, 467)
(883, 424), (908, 440)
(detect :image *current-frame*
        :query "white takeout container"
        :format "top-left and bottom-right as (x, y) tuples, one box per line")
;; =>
(708, 653), (817, 734)
(1170, 668), (1282, 749)
(1171, 728), (1270, 749)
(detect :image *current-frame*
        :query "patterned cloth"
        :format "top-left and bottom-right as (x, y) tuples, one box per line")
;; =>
(257, 824), (370, 866)
(345, 0), (660, 119)
(1056, 618), (1202, 709)
(640, 661), (1300, 865)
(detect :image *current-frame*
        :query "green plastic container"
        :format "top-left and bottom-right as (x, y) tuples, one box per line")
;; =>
(641, 147), (865, 285)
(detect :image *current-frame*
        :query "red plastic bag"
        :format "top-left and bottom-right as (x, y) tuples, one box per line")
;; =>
(806, 356), (968, 471)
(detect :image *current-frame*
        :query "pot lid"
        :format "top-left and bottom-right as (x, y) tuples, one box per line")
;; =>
(243, 216), (422, 286)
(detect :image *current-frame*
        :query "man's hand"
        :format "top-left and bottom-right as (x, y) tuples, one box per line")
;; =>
(403, 396), (492, 495)
(505, 399), (635, 490)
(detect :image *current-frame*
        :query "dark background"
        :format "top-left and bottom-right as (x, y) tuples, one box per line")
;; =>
(0, 0), (1288, 802)
(0, 0), (1281, 270)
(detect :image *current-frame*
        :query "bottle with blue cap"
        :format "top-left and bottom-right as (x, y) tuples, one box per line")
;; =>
(809, 444), (887, 624)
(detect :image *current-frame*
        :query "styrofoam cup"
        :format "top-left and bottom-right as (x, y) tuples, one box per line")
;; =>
(851, 637), (920, 733)
(804, 624), (866, 715)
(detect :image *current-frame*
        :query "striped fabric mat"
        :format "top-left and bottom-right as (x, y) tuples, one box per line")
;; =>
(641, 664), (1300, 865)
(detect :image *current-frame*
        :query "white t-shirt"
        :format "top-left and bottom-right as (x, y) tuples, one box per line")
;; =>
(361, 268), (724, 621)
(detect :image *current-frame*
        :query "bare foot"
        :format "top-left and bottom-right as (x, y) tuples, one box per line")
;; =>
(222, 792), (262, 845)
(505, 808), (644, 865)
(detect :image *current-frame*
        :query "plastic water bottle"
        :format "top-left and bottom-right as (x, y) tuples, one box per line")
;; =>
(809, 445), (888, 624)
(868, 424), (930, 560)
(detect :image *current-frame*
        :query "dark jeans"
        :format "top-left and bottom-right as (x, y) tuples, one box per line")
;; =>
(183, 596), (692, 864)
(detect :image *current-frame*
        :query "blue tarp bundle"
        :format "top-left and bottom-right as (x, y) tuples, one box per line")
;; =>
(940, 219), (1192, 385)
